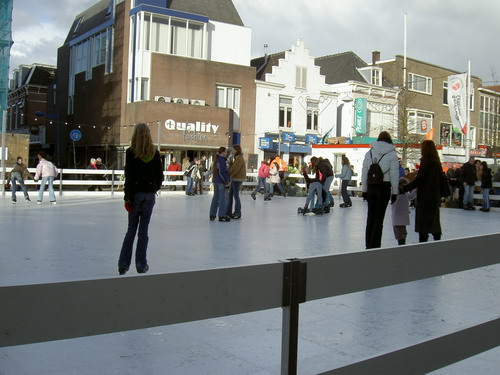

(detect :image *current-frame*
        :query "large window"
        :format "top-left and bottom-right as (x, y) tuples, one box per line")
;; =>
(440, 122), (463, 146)
(306, 101), (319, 130)
(408, 73), (432, 94)
(442, 81), (448, 105)
(140, 13), (204, 58)
(407, 110), (433, 134)
(479, 95), (500, 145)
(216, 86), (240, 110)
(279, 97), (293, 128)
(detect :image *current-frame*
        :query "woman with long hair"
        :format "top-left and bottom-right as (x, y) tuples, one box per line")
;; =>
(336, 155), (353, 207)
(118, 123), (163, 275)
(210, 146), (231, 222)
(403, 140), (443, 242)
(480, 161), (492, 212)
(226, 144), (246, 219)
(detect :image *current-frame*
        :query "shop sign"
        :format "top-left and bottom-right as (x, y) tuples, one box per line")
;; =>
(259, 137), (272, 149)
(164, 119), (220, 134)
(470, 148), (486, 157)
(305, 134), (319, 144)
(354, 98), (367, 134)
(281, 131), (295, 143)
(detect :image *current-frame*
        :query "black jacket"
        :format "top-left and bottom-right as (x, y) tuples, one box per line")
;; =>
(124, 148), (163, 201)
(481, 167), (493, 189)
(460, 162), (476, 186)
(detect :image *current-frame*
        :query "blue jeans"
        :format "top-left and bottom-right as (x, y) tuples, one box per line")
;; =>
(305, 182), (323, 207)
(227, 181), (242, 216)
(269, 181), (285, 195)
(186, 177), (194, 194)
(322, 176), (334, 206)
(38, 176), (56, 202)
(463, 184), (474, 206)
(210, 183), (228, 217)
(10, 172), (29, 200)
(119, 192), (156, 271)
(341, 179), (352, 204)
(253, 177), (269, 198)
(482, 188), (490, 209)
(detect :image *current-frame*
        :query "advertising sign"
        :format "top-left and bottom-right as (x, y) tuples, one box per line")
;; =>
(259, 137), (271, 149)
(281, 131), (295, 143)
(447, 73), (468, 135)
(305, 134), (319, 145)
(354, 98), (367, 134)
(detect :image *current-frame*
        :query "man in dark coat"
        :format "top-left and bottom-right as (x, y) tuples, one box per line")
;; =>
(460, 156), (476, 210)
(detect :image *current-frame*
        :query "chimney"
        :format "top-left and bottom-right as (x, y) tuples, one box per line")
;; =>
(372, 51), (380, 65)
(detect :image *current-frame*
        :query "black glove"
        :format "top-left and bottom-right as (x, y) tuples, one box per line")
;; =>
(362, 192), (368, 201)
(390, 194), (397, 205)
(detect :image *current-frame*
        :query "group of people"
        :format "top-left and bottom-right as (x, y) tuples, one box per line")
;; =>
(166, 156), (209, 195)
(251, 155), (287, 201)
(8, 151), (59, 205)
(446, 157), (499, 212)
(86, 157), (107, 191)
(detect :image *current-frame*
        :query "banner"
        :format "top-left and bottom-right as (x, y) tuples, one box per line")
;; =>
(447, 73), (468, 135)
(354, 98), (367, 134)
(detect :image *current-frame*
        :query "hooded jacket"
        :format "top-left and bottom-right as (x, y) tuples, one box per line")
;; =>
(361, 140), (399, 194)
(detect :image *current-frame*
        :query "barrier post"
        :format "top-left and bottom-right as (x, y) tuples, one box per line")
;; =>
(58, 168), (63, 196)
(281, 258), (307, 375)
(111, 170), (115, 195)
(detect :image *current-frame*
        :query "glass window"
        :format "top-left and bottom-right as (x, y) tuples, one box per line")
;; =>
(188, 22), (203, 58)
(216, 86), (241, 110)
(443, 81), (448, 105)
(295, 66), (307, 89)
(152, 15), (169, 54)
(407, 110), (433, 134)
(306, 101), (319, 130)
(408, 73), (432, 94)
(371, 69), (381, 86)
(171, 19), (187, 56)
(279, 97), (293, 128)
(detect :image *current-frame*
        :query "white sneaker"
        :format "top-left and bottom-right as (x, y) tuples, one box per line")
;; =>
(37, 201), (42, 205)
(50, 201), (57, 205)
(11, 200), (16, 204)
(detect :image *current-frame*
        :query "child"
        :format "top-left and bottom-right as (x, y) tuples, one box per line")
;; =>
(392, 178), (417, 245)
(301, 167), (323, 215)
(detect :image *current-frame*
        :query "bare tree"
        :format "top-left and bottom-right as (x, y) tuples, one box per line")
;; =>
(396, 88), (424, 168)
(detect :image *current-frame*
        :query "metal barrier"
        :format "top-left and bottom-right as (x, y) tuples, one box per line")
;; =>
(1, 234), (500, 374)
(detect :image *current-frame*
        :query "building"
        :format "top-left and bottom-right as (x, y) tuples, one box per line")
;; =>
(477, 86), (500, 159)
(56, 0), (255, 169)
(374, 53), (483, 165)
(251, 39), (337, 168)
(7, 63), (57, 165)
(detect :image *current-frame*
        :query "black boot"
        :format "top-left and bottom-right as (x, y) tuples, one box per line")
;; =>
(397, 239), (406, 245)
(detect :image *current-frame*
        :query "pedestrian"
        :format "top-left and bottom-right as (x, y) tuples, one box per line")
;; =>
(268, 161), (286, 197)
(34, 151), (58, 205)
(86, 158), (98, 191)
(9, 156), (32, 204)
(391, 178), (417, 245)
(361, 131), (399, 249)
(95, 157), (107, 191)
(493, 168), (500, 207)
(209, 147), (231, 222)
(480, 161), (492, 212)
(446, 165), (459, 207)
(184, 158), (197, 196)
(270, 154), (288, 194)
(118, 123), (163, 275)
(226, 145), (246, 219)
(336, 155), (353, 208)
(402, 140), (443, 243)
(251, 158), (271, 201)
(194, 157), (204, 194)
(460, 156), (476, 210)
(167, 156), (181, 190)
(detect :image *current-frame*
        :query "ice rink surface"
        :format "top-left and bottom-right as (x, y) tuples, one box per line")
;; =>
(1, 192), (499, 374)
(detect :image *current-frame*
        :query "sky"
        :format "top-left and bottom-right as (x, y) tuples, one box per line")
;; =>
(10, 0), (500, 85)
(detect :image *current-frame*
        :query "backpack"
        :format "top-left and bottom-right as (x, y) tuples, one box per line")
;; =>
(367, 150), (387, 188)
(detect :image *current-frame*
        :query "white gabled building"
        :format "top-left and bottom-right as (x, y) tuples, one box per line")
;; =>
(251, 39), (338, 168)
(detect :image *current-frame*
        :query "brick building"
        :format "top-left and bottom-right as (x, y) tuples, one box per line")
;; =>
(56, 0), (255, 169)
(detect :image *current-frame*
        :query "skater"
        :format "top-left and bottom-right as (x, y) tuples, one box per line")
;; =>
(299, 166), (323, 215)
(336, 155), (353, 207)
(402, 140), (443, 243)
(209, 147), (231, 222)
(251, 158), (271, 201)
(226, 145), (246, 219)
(392, 178), (417, 245)
(9, 156), (32, 204)
(361, 131), (399, 249)
(34, 151), (58, 205)
(184, 158), (198, 196)
(269, 161), (286, 197)
(118, 123), (163, 275)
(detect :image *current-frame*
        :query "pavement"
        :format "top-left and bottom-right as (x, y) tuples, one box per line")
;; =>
(0, 191), (499, 374)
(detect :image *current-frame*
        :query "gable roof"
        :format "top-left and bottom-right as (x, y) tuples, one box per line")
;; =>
(251, 51), (287, 81)
(64, 0), (111, 45)
(314, 51), (368, 84)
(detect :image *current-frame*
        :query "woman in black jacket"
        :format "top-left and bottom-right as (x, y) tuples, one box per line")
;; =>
(118, 123), (163, 275)
(403, 140), (443, 242)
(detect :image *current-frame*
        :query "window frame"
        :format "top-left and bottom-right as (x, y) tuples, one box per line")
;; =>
(408, 73), (432, 94)
(279, 96), (293, 128)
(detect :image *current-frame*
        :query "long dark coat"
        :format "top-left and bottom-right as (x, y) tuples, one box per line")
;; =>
(405, 156), (442, 234)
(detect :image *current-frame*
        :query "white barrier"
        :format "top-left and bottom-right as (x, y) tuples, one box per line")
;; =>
(1, 234), (500, 374)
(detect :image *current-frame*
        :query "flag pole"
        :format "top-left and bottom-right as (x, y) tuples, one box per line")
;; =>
(465, 60), (471, 161)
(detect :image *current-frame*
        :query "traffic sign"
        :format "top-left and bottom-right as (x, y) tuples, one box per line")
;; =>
(69, 129), (82, 142)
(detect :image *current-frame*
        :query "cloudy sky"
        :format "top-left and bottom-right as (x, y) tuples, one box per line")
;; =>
(10, 0), (500, 85)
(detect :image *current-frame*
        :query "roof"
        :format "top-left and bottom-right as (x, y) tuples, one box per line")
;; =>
(168, 0), (243, 26)
(64, 0), (244, 45)
(485, 85), (500, 93)
(251, 51), (287, 81)
(314, 51), (368, 84)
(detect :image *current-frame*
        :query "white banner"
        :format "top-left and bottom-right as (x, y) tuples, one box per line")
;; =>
(447, 73), (468, 135)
